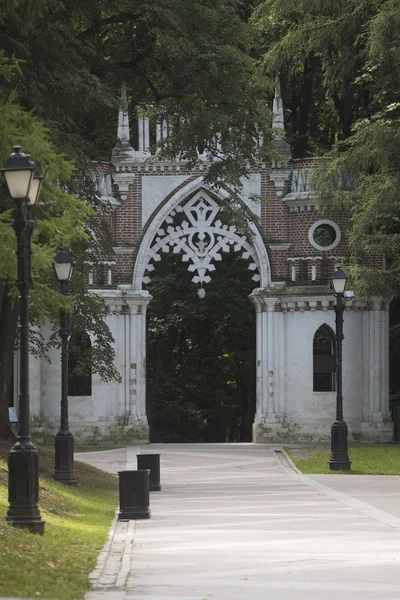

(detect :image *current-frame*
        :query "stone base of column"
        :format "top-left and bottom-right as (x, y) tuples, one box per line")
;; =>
(360, 420), (393, 443)
(117, 421), (150, 444)
(30, 420), (48, 445)
(252, 415), (394, 444)
(253, 417), (290, 443)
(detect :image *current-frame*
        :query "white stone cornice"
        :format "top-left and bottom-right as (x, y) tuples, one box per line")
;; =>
(118, 286), (152, 303)
(112, 171), (136, 201)
(92, 289), (123, 302)
(269, 169), (291, 197)
(249, 285), (382, 312)
(269, 243), (291, 251)
(113, 247), (135, 255)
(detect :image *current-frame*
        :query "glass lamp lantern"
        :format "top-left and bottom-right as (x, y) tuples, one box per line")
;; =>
(54, 250), (74, 283)
(0, 146), (35, 200)
(331, 268), (347, 295)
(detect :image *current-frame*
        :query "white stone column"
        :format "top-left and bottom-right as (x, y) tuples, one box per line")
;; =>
(381, 301), (390, 417)
(265, 299), (277, 419)
(362, 307), (370, 421)
(138, 116), (150, 153)
(124, 290), (152, 426)
(252, 296), (283, 422)
(252, 296), (264, 419)
(156, 120), (169, 143)
(251, 293), (288, 442)
(276, 309), (285, 417)
(361, 299), (392, 441)
(156, 122), (162, 144)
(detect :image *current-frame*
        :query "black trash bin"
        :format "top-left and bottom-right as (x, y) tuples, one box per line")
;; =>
(137, 454), (161, 491)
(118, 470), (151, 520)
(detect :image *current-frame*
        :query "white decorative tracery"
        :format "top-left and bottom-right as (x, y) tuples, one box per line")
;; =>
(140, 189), (263, 296)
(133, 178), (271, 291)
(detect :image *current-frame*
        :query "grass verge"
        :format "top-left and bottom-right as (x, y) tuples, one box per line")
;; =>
(0, 439), (119, 599)
(286, 445), (400, 475)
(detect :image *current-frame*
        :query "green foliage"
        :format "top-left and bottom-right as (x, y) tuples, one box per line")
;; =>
(0, 0), (47, 25)
(251, 0), (400, 299)
(0, 90), (120, 384)
(251, 0), (396, 154)
(312, 104), (400, 297)
(1, 0), (273, 184)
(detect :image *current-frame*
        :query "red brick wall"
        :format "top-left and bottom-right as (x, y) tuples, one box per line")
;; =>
(86, 158), (383, 287)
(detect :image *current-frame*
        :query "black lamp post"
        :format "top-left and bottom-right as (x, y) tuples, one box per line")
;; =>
(53, 250), (77, 484)
(1, 146), (45, 534)
(329, 267), (351, 471)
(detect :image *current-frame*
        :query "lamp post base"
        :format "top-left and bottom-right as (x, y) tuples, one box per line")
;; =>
(6, 441), (45, 535)
(54, 431), (77, 485)
(329, 420), (351, 471)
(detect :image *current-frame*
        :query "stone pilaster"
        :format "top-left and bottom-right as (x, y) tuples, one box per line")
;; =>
(250, 293), (288, 442)
(122, 289), (152, 432)
(361, 298), (392, 442)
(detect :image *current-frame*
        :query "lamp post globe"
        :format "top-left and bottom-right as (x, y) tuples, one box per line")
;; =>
(54, 249), (74, 290)
(329, 266), (351, 471)
(53, 250), (77, 484)
(331, 269), (347, 295)
(1, 146), (45, 534)
(1, 146), (34, 199)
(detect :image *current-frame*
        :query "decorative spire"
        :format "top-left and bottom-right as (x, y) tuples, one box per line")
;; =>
(272, 76), (285, 132)
(270, 75), (291, 196)
(117, 83), (131, 145)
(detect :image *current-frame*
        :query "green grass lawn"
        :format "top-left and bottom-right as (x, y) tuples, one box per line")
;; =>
(286, 445), (400, 475)
(0, 439), (119, 599)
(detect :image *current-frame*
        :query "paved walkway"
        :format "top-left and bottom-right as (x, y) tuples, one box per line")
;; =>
(74, 444), (400, 600)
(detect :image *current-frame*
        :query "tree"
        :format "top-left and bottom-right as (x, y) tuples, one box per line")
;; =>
(146, 251), (256, 443)
(1, 0), (273, 184)
(251, 0), (381, 155)
(0, 74), (119, 439)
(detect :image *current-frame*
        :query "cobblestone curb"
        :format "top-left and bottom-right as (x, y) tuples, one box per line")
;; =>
(87, 512), (135, 593)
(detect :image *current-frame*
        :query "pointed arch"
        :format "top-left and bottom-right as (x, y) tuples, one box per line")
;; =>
(132, 177), (271, 290)
(313, 324), (336, 392)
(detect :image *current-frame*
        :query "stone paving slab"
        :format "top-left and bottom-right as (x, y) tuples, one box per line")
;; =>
(81, 444), (400, 600)
(309, 473), (400, 519)
(75, 447), (126, 476)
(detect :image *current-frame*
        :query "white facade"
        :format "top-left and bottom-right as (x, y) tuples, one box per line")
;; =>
(26, 285), (392, 444)
(22, 87), (393, 445)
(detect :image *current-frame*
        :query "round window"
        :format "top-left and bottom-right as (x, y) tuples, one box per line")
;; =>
(313, 224), (336, 247)
(308, 220), (341, 251)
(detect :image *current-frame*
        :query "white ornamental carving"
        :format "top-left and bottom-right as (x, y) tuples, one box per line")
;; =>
(93, 173), (119, 205)
(142, 192), (261, 296)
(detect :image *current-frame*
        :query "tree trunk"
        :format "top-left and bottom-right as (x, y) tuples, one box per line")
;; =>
(295, 60), (313, 157)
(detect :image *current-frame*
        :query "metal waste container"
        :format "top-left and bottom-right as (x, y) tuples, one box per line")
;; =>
(137, 454), (161, 491)
(118, 470), (151, 519)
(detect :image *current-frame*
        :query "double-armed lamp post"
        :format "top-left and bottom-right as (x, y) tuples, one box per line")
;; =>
(329, 267), (351, 471)
(1, 146), (45, 534)
(53, 250), (77, 484)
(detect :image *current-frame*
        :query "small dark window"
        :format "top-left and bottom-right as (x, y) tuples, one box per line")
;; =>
(68, 332), (92, 396)
(313, 325), (336, 392)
